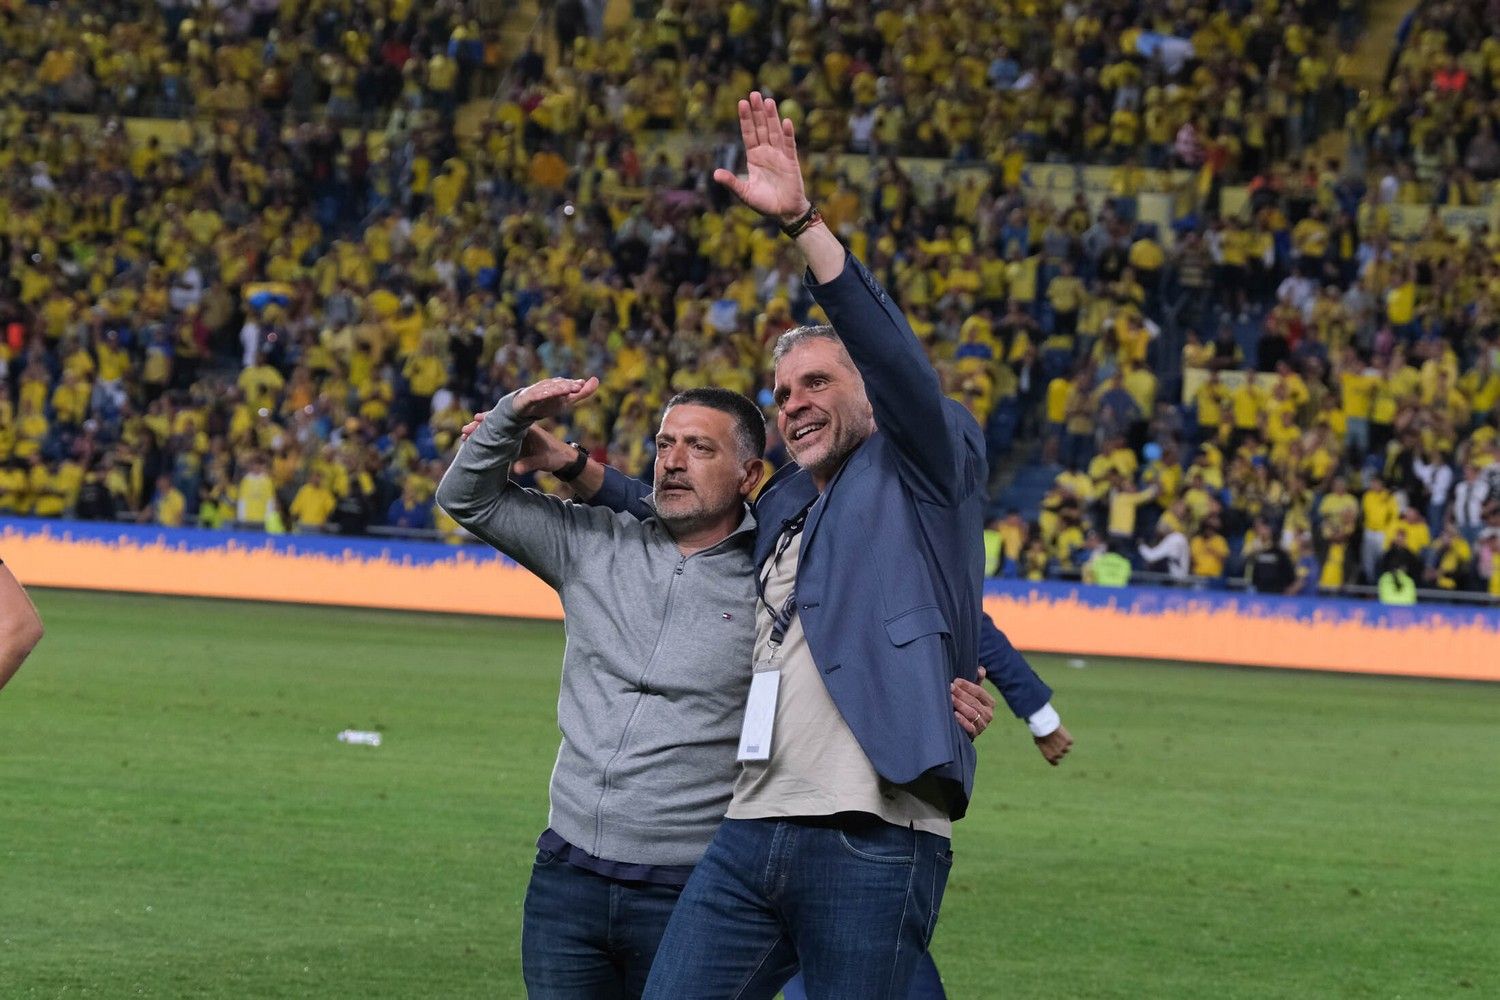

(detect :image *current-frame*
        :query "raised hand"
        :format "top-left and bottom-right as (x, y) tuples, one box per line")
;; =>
(458, 415), (577, 476)
(461, 376), (599, 442)
(712, 91), (810, 224)
(513, 376), (600, 421)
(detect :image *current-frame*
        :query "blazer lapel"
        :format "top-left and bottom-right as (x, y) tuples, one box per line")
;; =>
(800, 436), (877, 553)
(753, 465), (816, 567)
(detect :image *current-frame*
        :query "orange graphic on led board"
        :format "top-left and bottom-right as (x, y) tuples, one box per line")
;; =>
(1, 527), (563, 621)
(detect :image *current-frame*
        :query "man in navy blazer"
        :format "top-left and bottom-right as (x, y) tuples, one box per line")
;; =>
(617, 91), (1038, 999)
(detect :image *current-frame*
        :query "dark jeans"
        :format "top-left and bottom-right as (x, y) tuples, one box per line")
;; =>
(521, 848), (683, 999)
(784, 952), (947, 999)
(642, 816), (952, 1000)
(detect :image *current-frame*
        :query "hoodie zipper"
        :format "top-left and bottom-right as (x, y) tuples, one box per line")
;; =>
(589, 518), (756, 856)
(591, 548), (686, 856)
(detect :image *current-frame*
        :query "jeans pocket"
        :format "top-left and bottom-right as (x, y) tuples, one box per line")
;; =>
(534, 847), (560, 868)
(835, 820), (916, 864)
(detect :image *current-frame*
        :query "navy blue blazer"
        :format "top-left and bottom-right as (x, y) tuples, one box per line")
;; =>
(596, 250), (1051, 818)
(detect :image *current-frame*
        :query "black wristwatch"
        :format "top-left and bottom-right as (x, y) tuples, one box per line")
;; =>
(555, 442), (590, 482)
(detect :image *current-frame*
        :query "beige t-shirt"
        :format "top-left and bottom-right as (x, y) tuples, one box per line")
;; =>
(725, 531), (953, 837)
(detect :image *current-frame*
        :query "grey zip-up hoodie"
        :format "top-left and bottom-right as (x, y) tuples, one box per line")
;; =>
(435, 393), (757, 867)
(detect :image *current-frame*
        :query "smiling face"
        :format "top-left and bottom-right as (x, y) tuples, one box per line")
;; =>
(773, 337), (875, 488)
(651, 404), (760, 537)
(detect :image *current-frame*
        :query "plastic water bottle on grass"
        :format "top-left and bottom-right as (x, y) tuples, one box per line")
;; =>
(337, 729), (382, 747)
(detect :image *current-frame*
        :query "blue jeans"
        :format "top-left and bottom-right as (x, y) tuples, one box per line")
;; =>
(642, 816), (953, 1000)
(783, 952), (947, 999)
(521, 847), (683, 999)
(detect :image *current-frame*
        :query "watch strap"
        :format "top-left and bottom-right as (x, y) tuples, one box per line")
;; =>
(555, 442), (590, 482)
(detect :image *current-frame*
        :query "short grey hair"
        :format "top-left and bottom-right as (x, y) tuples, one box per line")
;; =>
(771, 324), (852, 369)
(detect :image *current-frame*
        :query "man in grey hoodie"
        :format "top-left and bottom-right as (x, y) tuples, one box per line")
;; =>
(437, 377), (999, 999)
(438, 376), (768, 998)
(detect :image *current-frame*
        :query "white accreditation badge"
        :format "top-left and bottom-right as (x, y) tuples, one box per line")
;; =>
(736, 659), (780, 761)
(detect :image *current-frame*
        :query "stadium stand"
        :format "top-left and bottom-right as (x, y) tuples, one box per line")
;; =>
(533, 0), (1354, 176)
(0, 0), (1497, 603)
(11, 0), (506, 122)
(1345, 0), (1500, 188)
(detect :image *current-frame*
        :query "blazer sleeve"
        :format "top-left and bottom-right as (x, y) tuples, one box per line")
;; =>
(977, 610), (1053, 720)
(590, 465), (657, 523)
(806, 249), (981, 505)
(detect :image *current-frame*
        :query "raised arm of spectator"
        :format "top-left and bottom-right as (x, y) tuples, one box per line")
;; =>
(714, 92), (977, 505)
(589, 465), (657, 521)
(0, 561), (44, 693)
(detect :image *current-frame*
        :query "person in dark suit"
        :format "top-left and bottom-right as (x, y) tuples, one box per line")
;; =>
(612, 91), (1048, 999)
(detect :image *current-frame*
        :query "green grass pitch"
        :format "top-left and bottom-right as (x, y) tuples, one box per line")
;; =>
(3, 590), (1498, 998)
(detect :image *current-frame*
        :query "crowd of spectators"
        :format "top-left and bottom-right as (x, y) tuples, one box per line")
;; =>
(1346, 0), (1500, 190)
(533, 0), (1356, 179)
(7, 0), (505, 122)
(2, 2), (1499, 604)
(977, 0), (1500, 600)
(991, 180), (1500, 598)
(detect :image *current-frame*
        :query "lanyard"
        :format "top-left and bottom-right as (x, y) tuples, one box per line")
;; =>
(755, 500), (814, 648)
